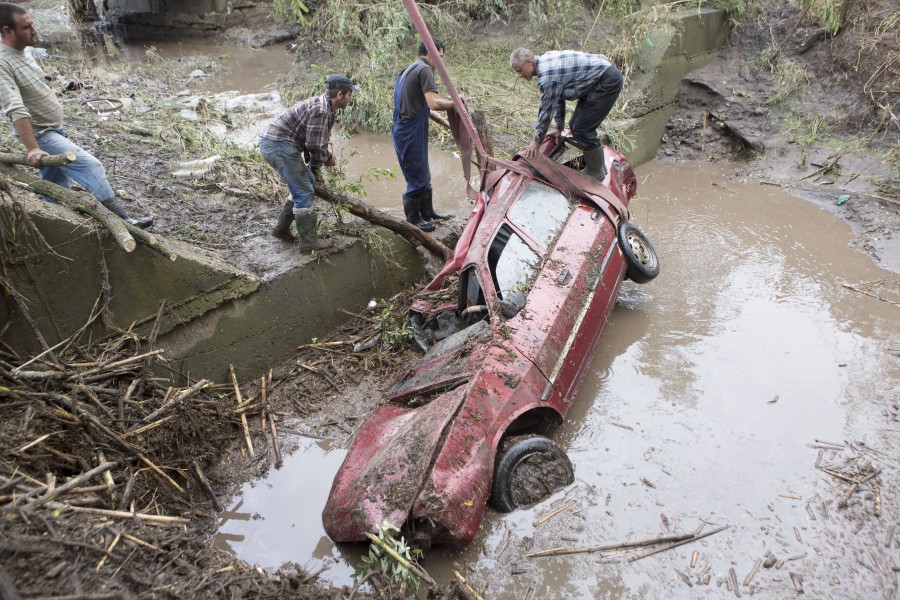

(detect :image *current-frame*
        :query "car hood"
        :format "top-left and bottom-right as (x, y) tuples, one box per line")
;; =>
(322, 385), (469, 542)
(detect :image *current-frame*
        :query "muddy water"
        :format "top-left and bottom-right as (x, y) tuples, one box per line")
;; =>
(117, 38), (289, 94)
(214, 161), (899, 597)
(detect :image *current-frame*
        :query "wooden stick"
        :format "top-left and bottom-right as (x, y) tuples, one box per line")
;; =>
(193, 460), (222, 512)
(269, 418), (283, 468)
(0, 162), (135, 252)
(27, 462), (116, 509)
(126, 379), (210, 432)
(53, 504), (189, 524)
(46, 392), (184, 493)
(230, 364), (254, 457)
(298, 362), (342, 394)
(534, 500), (577, 527)
(260, 376), (267, 432)
(744, 559), (762, 586)
(528, 531), (695, 558)
(78, 350), (165, 378)
(95, 530), (122, 571)
(629, 526), (730, 562)
(364, 532), (435, 585)
(122, 533), (161, 551)
(0, 151), (76, 167)
(453, 570), (484, 600)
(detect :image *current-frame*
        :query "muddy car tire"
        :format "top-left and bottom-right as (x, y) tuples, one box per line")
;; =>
(617, 221), (659, 284)
(490, 435), (574, 512)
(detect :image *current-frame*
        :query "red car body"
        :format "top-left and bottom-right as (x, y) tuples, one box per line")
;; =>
(323, 134), (647, 546)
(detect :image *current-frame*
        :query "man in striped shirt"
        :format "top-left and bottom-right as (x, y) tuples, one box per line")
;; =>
(0, 3), (153, 228)
(261, 74), (357, 250)
(510, 47), (624, 180)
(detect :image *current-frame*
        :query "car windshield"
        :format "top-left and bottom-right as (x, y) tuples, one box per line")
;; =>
(507, 181), (571, 248)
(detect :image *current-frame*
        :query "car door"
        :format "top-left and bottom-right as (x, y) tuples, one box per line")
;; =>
(498, 180), (618, 409)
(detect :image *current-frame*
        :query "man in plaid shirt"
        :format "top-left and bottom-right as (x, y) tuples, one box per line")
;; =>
(261, 74), (357, 250)
(509, 47), (624, 180)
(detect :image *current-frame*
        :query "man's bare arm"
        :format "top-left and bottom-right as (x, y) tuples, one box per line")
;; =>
(13, 117), (48, 166)
(424, 91), (454, 112)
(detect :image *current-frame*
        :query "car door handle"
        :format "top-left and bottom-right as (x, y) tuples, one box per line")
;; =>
(557, 269), (572, 286)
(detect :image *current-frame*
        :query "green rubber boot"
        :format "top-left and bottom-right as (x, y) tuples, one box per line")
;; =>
(294, 209), (330, 252)
(582, 147), (607, 181)
(272, 200), (296, 241)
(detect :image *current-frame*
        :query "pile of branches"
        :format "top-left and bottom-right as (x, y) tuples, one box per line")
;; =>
(0, 285), (428, 598)
(0, 333), (349, 598)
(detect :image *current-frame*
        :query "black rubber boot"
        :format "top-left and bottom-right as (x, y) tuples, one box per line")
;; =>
(102, 198), (154, 229)
(272, 199), (297, 241)
(420, 188), (450, 221)
(402, 192), (435, 232)
(582, 147), (607, 181)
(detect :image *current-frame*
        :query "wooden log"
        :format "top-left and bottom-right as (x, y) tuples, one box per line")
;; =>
(124, 221), (178, 261)
(0, 151), (76, 167)
(0, 162), (135, 252)
(313, 183), (451, 260)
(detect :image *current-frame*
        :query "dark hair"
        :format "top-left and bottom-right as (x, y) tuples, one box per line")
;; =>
(418, 38), (444, 57)
(0, 3), (26, 34)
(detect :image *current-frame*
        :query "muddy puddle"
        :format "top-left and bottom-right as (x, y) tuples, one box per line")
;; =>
(213, 161), (900, 597)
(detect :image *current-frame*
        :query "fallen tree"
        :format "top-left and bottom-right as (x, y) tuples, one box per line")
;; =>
(0, 155), (177, 260)
(313, 182), (451, 260)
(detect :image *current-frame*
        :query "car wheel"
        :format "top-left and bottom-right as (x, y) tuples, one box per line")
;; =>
(617, 221), (659, 284)
(490, 435), (574, 513)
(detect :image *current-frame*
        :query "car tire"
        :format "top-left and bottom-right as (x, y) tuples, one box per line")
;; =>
(490, 435), (574, 513)
(617, 221), (659, 284)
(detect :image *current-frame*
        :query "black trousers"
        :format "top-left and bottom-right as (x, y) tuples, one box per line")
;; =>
(569, 65), (624, 151)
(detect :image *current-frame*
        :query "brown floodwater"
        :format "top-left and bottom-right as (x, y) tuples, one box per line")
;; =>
(214, 161), (900, 597)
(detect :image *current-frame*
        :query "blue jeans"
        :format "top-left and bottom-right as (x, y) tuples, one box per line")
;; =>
(33, 127), (116, 202)
(259, 137), (314, 210)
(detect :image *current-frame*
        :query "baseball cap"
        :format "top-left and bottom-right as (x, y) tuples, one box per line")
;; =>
(326, 74), (360, 93)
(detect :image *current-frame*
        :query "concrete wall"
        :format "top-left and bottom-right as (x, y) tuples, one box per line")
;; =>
(101, 0), (267, 30)
(615, 8), (729, 166)
(1, 195), (424, 383)
(158, 232), (424, 382)
(1, 196), (258, 355)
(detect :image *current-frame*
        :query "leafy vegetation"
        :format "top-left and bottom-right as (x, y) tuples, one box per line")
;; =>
(352, 520), (424, 598)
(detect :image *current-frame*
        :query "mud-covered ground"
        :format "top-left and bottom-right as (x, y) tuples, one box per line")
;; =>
(1, 0), (897, 598)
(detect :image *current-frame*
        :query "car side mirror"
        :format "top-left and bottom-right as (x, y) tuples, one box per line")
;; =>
(499, 291), (526, 319)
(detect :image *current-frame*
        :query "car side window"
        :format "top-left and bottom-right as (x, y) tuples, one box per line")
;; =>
(489, 224), (540, 300)
(507, 181), (571, 248)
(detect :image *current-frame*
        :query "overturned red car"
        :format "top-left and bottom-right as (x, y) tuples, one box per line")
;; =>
(322, 133), (658, 547)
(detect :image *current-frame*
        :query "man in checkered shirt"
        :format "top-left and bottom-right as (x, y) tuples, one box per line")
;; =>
(261, 74), (357, 250)
(510, 47), (624, 180)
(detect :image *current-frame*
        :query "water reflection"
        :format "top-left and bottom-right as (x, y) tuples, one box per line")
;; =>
(213, 436), (357, 584)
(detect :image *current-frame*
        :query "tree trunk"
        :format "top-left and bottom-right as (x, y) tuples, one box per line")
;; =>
(0, 163), (136, 253)
(313, 183), (451, 261)
(0, 151), (76, 168)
